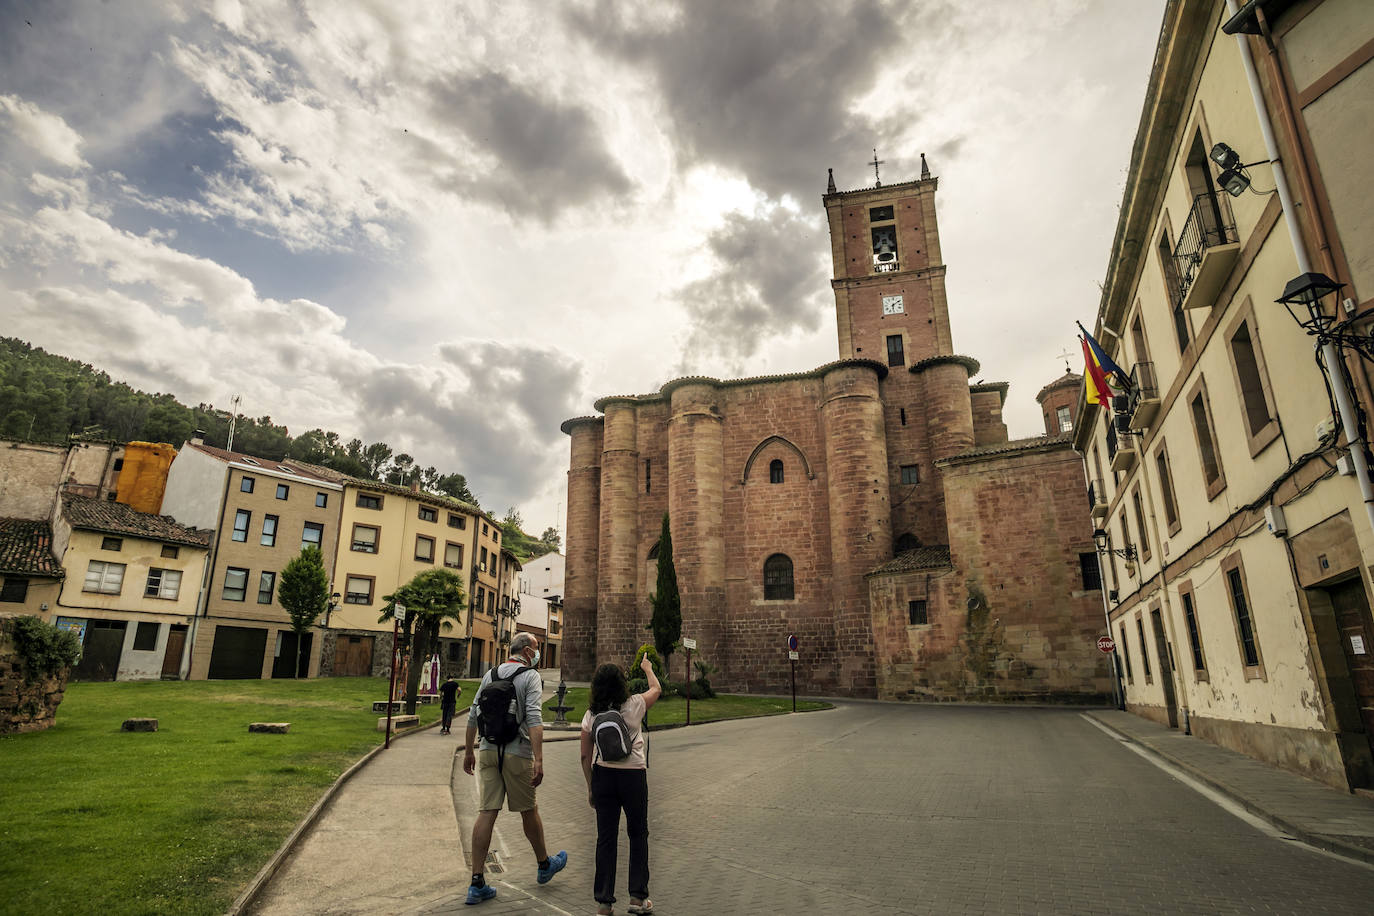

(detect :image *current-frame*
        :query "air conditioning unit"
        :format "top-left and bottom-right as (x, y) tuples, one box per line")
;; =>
(1114, 414), (1132, 435)
(1112, 394), (1131, 413)
(1264, 505), (1287, 537)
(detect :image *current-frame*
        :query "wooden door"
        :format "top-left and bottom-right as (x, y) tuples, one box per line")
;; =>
(72, 620), (126, 681)
(161, 625), (187, 679)
(334, 635), (374, 677)
(1150, 609), (1178, 729)
(1331, 579), (1374, 757)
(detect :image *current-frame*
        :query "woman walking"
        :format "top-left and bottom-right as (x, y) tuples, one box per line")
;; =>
(580, 654), (660, 915)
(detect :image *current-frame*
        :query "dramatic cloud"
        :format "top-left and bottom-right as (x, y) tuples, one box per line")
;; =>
(674, 206), (830, 372)
(0, 0), (1167, 534)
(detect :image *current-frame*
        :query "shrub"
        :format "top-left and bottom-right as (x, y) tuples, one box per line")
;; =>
(626, 677), (648, 695)
(7, 616), (81, 683)
(675, 679), (713, 700)
(631, 644), (665, 682)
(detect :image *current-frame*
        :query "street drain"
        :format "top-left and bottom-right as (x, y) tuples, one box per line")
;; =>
(485, 851), (504, 874)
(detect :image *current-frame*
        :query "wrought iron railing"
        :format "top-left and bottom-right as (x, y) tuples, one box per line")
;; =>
(1088, 479), (1106, 510)
(1172, 191), (1237, 302)
(874, 260), (900, 273)
(1128, 361), (1158, 414)
(1106, 423), (1119, 462)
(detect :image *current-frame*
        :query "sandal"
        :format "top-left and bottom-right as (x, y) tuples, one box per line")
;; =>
(628, 900), (653, 914)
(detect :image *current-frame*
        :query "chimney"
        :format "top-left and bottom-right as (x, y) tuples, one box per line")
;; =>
(410, 481), (421, 494)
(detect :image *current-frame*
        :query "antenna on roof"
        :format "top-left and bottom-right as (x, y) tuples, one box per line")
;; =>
(226, 394), (242, 452)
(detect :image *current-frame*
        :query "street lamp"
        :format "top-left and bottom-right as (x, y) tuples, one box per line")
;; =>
(1276, 271), (1345, 333)
(1092, 528), (1137, 563)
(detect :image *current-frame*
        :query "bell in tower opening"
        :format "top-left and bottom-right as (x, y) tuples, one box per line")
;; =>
(871, 225), (897, 266)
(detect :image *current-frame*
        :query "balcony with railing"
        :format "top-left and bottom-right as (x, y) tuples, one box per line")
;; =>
(1088, 478), (1108, 521)
(1127, 361), (1161, 430)
(1107, 418), (1137, 472)
(1173, 191), (1240, 311)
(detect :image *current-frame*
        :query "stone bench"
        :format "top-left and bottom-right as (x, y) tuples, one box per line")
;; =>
(121, 718), (158, 732)
(248, 722), (291, 734)
(377, 715), (419, 732)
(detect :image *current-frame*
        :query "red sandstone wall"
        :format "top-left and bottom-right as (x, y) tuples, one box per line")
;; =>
(562, 420), (603, 679)
(719, 377), (838, 695)
(970, 389), (1009, 447)
(1039, 383), (1081, 436)
(901, 443), (1111, 702)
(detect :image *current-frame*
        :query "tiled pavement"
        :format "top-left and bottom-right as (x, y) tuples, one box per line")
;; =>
(250, 698), (1374, 916)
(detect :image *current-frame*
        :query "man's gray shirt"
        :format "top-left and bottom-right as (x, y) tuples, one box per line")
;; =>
(467, 662), (543, 758)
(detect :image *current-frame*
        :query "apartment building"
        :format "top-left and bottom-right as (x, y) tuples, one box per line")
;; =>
(50, 495), (210, 680)
(519, 551), (564, 669)
(160, 441), (343, 679)
(1075, 0), (1374, 790)
(0, 517), (64, 617)
(327, 478), (498, 677)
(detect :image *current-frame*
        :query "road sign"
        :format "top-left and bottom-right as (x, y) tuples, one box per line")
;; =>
(788, 650), (799, 661)
(683, 638), (697, 650)
(1097, 635), (1115, 653)
(787, 634), (798, 651)
(394, 603), (407, 624)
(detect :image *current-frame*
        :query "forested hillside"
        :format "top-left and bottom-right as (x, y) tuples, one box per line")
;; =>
(0, 336), (480, 503)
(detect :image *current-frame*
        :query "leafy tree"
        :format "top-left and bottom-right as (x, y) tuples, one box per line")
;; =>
(436, 473), (478, 506)
(648, 512), (681, 674)
(278, 546), (330, 678)
(361, 442), (393, 477)
(379, 568), (467, 715)
(539, 527), (561, 551)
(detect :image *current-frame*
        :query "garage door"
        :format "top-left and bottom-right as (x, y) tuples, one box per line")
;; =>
(207, 626), (268, 679)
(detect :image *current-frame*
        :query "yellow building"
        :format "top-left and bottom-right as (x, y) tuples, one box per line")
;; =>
(0, 518), (64, 618)
(328, 479), (508, 678)
(1076, 0), (1374, 789)
(49, 495), (210, 680)
(160, 441), (344, 679)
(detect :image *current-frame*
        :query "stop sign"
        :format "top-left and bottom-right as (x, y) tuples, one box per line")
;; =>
(1097, 635), (1116, 653)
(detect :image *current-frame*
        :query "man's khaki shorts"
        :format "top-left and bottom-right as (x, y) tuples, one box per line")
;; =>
(477, 749), (537, 812)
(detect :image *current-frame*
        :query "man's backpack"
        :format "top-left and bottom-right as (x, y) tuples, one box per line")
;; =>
(591, 708), (633, 762)
(476, 665), (531, 768)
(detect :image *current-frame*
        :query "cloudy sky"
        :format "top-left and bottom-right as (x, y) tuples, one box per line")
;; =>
(0, 0), (1164, 536)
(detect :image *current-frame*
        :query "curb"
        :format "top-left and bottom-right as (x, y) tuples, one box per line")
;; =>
(1084, 711), (1374, 867)
(227, 711), (454, 916)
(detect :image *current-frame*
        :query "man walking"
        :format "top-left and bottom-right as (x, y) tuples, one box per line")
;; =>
(461, 633), (567, 905)
(439, 675), (461, 735)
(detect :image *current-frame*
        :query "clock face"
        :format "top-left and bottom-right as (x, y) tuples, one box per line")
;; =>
(882, 294), (904, 315)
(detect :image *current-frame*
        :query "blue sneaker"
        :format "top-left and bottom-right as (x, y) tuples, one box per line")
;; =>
(537, 850), (567, 884)
(465, 883), (496, 905)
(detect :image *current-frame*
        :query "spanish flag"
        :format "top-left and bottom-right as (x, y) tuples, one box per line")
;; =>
(1081, 335), (1113, 408)
(1077, 321), (1130, 389)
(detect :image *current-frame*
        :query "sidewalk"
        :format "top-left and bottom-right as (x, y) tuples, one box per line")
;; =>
(241, 670), (582, 916)
(1083, 709), (1374, 863)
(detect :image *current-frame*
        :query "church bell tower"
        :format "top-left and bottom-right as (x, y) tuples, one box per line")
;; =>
(823, 154), (951, 368)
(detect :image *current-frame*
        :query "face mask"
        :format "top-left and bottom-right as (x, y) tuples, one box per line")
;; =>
(529, 650), (541, 668)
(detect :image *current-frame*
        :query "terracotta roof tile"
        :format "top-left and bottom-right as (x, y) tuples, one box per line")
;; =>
(0, 518), (63, 578)
(186, 443), (340, 483)
(62, 495), (211, 548)
(867, 545), (953, 577)
(938, 434), (1073, 463)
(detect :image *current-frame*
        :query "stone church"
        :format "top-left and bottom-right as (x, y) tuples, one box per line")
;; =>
(560, 161), (1112, 702)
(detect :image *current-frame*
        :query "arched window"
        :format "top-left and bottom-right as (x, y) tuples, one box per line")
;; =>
(769, 459), (784, 484)
(647, 541), (660, 560)
(763, 553), (794, 600)
(894, 533), (922, 555)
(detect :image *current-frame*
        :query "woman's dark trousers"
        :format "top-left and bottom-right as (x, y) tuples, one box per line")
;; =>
(591, 765), (649, 905)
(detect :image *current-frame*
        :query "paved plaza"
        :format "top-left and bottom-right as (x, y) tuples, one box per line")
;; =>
(252, 703), (1374, 915)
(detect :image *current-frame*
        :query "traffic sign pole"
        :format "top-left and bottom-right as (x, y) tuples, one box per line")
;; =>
(385, 617), (398, 749)
(682, 637), (697, 726)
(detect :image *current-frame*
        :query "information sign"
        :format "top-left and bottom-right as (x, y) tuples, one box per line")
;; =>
(683, 638), (697, 650)
(788, 650), (799, 661)
(394, 603), (407, 624)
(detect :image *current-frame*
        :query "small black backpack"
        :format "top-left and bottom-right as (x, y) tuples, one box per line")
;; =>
(476, 665), (531, 768)
(591, 708), (633, 762)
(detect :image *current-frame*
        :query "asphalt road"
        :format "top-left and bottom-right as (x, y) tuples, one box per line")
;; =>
(416, 704), (1374, 915)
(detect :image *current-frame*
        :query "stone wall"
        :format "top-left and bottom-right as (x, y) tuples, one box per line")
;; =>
(0, 620), (71, 734)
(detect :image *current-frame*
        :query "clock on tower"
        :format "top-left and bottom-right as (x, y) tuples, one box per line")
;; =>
(882, 294), (904, 315)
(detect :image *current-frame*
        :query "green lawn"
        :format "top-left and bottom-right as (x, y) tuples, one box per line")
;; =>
(545, 687), (830, 727)
(0, 677), (474, 916)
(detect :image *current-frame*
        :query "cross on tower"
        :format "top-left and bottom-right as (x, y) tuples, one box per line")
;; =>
(870, 148), (884, 187)
(1055, 347), (1075, 374)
